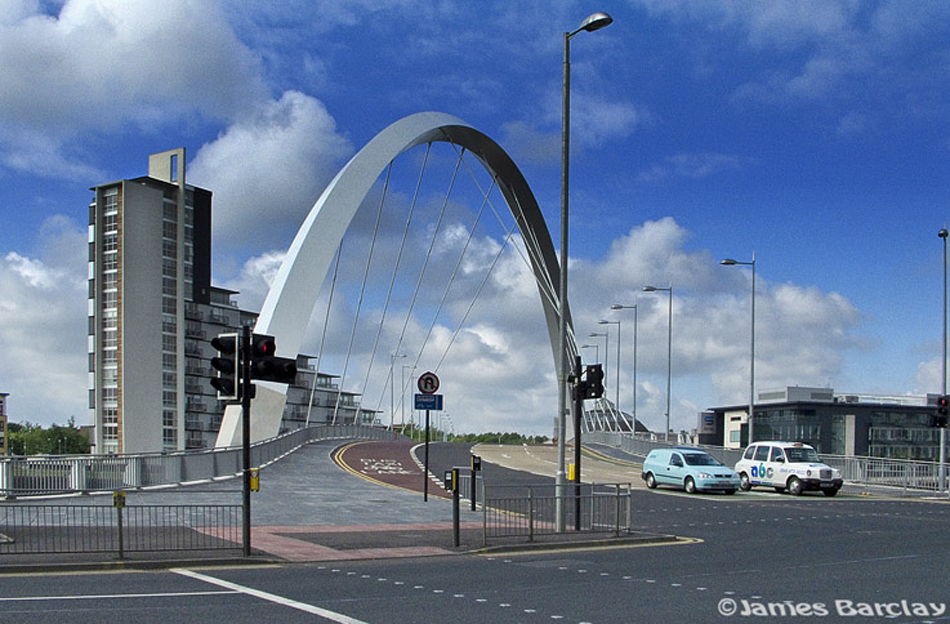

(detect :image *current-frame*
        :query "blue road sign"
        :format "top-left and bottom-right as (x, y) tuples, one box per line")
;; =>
(414, 393), (443, 411)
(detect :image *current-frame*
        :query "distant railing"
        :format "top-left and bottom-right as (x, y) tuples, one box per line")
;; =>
(482, 482), (632, 543)
(0, 425), (399, 498)
(584, 431), (948, 495)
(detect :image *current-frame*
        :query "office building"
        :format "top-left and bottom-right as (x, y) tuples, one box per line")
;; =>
(700, 386), (941, 460)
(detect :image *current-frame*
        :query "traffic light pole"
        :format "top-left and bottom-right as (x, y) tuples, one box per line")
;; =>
(573, 354), (583, 531)
(241, 324), (252, 558)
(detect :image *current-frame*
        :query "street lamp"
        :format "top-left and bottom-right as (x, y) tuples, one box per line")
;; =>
(580, 343), (599, 364)
(611, 302), (638, 434)
(939, 228), (948, 493)
(643, 285), (673, 441)
(598, 319), (621, 421)
(556, 10), (613, 533)
(721, 254), (756, 445)
(401, 364), (415, 437)
(588, 331), (609, 376)
(588, 332), (609, 432)
(389, 354), (407, 432)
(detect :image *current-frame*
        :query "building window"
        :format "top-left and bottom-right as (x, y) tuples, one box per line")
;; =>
(162, 220), (177, 240)
(103, 252), (118, 271)
(103, 213), (118, 232)
(163, 277), (177, 296)
(103, 190), (118, 214)
(163, 390), (177, 407)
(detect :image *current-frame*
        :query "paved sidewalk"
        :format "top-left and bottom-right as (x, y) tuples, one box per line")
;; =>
(0, 439), (673, 571)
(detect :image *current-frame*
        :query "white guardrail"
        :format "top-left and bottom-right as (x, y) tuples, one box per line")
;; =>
(0, 425), (398, 497)
(584, 431), (948, 495)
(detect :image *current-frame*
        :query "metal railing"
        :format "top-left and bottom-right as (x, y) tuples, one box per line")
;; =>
(0, 425), (399, 497)
(584, 431), (948, 494)
(482, 482), (632, 543)
(0, 503), (242, 557)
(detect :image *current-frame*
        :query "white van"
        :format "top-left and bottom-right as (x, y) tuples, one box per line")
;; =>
(734, 441), (843, 496)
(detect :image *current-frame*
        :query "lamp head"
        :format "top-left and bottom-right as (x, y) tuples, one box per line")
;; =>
(721, 259), (738, 266)
(642, 286), (658, 292)
(578, 12), (613, 32)
(940, 229), (949, 239)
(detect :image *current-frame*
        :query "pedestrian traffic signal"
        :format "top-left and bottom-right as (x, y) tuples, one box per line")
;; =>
(584, 364), (605, 399)
(210, 332), (240, 400)
(249, 333), (298, 384)
(934, 395), (950, 428)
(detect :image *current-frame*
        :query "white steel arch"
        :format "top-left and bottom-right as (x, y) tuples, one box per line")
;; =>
(216, 112), (574, 446)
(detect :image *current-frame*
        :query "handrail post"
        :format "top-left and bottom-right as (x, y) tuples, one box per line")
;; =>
(528, 487), (534, 542)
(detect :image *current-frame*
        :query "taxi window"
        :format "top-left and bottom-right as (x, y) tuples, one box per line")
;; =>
(770, 447), (786, 462)
(743, 446), (756, 460)
(754, 445), (770, 461)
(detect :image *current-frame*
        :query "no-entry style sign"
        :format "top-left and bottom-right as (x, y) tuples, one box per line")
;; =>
(417, 371), (440, 394)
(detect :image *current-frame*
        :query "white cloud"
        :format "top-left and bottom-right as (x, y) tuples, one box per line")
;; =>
(636, 0), (950, 116)
(0, 218), (87, 426)
(636, 152), (756, 184)
(190, 90), (353, 261)
(0, 0), (268, 177)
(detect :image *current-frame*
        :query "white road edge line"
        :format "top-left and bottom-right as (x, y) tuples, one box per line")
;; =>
(173, 568), (371, 624)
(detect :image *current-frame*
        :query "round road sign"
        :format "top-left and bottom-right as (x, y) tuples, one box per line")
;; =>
(417, 371), (440, 394)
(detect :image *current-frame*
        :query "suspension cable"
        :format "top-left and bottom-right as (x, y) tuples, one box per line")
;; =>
(332, 161), (394, 424)
(307, 244), (342, 425)
(368, 145), (431, 413)
(396, 147), (465, 379)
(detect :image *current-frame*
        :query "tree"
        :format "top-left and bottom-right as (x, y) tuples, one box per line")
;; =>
(7, 418), (90, 456)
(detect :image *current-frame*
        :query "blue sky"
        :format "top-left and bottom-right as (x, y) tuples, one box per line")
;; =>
(1, 0), (949, 436)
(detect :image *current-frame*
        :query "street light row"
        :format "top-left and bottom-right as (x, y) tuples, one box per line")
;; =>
(586, 264), (755, 444)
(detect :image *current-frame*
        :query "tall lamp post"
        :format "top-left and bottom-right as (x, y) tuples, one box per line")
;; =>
(580, 343), (599, 364)
(939, 229), (948, 493)
(598, 319), (622, 424)
(556, 11), (614, 533)
(721, 254), (756, 445)
(611, 302), (638, 434)
(588, 331), (608, 431)
(643, 285), (673, 441)
(389, 353), (406, 432)
(589, 331), (609, 375)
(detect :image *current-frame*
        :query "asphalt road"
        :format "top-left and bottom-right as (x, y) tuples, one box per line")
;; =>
(3, 442), (950, 624)
(3, 493), (949, 624)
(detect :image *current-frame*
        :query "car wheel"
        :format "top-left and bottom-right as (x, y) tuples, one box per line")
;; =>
(822, 487), (839, 497)
(739, 472), (752, 491)
(684, 476), (697, 494)
(788, 476), (804, 496)
(645, 473), (657, 489)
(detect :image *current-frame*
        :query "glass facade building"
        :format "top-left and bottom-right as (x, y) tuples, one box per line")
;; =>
(703, 387), (941, 460)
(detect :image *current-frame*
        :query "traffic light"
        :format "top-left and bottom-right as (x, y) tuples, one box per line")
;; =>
(249, 333), (298, 384)
(210, 333), (240, 400)
(584, 364), (605, 399)
(934, 395), (950, 428)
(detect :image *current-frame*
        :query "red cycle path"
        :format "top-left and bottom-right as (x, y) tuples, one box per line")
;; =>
(334, 440), (449, 499)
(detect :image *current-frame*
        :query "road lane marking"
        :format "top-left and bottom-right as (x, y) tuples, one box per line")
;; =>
(0, 590), (237, 602)
(174, 568), (370, 624)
